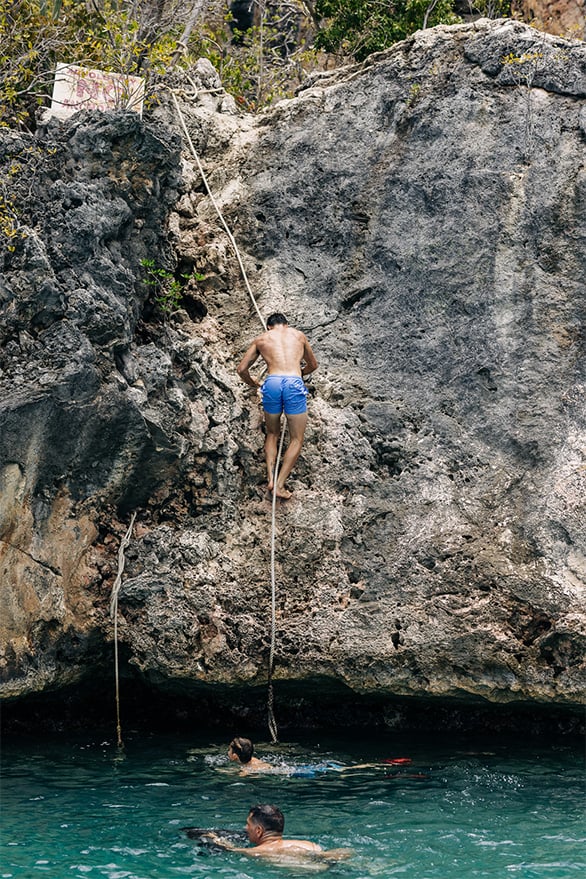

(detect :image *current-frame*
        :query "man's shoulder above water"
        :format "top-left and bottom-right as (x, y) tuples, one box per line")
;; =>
(253, 837), (322, 854)
(238, 755), (275, 774)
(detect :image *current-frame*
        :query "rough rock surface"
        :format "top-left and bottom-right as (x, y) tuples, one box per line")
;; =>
(1, 21), (585, 727)
(514, 0), (585, 39)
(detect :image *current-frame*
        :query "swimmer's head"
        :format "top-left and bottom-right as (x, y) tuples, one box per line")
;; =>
(247, 804), (284, 838)
(266, 312), (288, 327)
(228, 736), (254, 764)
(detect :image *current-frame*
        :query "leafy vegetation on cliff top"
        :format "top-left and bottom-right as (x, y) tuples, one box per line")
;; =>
(313, 0), (460, 61)
(0, 0), (526, 130)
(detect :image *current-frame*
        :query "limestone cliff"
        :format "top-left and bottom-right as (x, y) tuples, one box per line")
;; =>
(1, 19), (585, 728)
(514, 0), (585, 39)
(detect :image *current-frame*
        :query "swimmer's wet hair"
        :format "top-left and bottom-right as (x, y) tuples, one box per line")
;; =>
(249, 804), (284, 833)
(266, 313), (288, 327)
(230, 737), (254, 764)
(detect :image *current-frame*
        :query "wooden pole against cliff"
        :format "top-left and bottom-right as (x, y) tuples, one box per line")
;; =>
(109, 512), (136, 750)
(170, 0), (208, 66)
(256, 0), (266, 108)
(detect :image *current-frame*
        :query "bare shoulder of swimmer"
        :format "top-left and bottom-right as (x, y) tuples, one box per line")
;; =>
(239, 757), (277, 774)
(278, 839), (322, 852)
(251, 843), (353, 863)
(321, 847), (353, 860)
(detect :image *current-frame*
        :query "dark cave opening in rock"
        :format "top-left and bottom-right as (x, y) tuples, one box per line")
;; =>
(1, 673), (583, 739)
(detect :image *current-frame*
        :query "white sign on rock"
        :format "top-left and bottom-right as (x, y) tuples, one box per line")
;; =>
(49, 63), (145, 119)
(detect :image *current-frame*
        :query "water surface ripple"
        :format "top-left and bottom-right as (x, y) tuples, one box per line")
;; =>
(1, 731), (583, 878)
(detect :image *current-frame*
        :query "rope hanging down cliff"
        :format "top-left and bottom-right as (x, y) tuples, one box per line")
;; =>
(170, 90), (284, 742)
(109, 511), (137, 749)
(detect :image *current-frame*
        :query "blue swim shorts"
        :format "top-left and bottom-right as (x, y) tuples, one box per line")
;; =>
(261, 375), (308, 415)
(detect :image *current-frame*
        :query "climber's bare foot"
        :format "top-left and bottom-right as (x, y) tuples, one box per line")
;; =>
(275, 486), (292, 499)
(267, 479), (274, 493)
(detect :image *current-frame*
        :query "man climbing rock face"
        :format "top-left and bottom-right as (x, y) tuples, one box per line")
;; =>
(237, 313), (318, 499)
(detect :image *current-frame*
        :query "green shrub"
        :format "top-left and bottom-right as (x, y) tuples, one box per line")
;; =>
(314, 0), (461, 61)
(140, 258), (204, 317)
(0, 0), (180, 130)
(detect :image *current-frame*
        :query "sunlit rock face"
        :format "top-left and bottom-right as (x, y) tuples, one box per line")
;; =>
(514, 0), (586, 39)
(1, 20), (585, 722)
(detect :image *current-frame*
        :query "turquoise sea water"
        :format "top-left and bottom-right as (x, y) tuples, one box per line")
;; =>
(1, 730), (584, 879)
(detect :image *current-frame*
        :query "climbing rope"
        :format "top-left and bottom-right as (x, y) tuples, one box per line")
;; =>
(170, 90), (284, 742)
(169, 90), (266, 331)
(109, 511), (136, 749)
(267, 426), (286, 743)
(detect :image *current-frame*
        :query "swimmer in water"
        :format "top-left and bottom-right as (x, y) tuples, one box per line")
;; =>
(226, 736), (393, 776)
(204, 803), (352, 863)
(227, 737), (275, 774)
